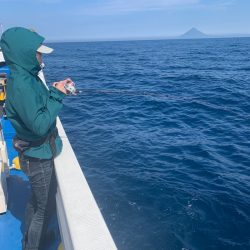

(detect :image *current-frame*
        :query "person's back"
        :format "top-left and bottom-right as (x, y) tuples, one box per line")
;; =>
(0, 27), (73, 250)
(1, 27), (65, 159)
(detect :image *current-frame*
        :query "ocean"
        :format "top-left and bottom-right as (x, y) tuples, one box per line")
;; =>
(44, 38), (250, 250)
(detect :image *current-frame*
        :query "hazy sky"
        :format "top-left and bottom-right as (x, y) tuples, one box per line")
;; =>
(0, 0), (249, 41)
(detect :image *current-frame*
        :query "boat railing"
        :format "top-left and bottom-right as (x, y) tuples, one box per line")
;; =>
(55, 118), (117, 250)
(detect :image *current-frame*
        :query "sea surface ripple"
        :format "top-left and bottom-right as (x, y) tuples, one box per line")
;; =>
(45, 38), (250, 250)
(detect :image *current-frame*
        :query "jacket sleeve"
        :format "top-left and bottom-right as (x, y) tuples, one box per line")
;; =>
(14, 83), (66, 137)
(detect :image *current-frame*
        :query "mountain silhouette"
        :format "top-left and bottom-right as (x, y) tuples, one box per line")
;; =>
(181, 28), (208, 39)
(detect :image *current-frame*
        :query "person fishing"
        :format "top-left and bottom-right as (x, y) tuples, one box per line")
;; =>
(0, 27), (73, 249)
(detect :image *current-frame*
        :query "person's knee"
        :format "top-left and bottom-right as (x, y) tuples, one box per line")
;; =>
(34, 206), (47, 221)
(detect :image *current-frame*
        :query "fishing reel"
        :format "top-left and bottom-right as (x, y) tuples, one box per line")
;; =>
(64, 82), (81, 95)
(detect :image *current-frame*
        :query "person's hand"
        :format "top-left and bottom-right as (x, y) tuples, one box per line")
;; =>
(53, 78), (74, 95)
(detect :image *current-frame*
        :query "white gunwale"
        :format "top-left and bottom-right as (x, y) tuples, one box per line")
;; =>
(55, 118), (117, 250)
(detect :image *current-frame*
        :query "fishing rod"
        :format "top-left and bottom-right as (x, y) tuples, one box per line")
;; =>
(64, 83), (193, 100)
(64, 83), (248, 119)
(77, 88), (187, 99)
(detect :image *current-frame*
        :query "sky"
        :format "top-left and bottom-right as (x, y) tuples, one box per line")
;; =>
(0, 0), (250, 41)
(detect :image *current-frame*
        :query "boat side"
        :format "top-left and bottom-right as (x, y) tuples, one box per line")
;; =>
(55, 119), (117, 250)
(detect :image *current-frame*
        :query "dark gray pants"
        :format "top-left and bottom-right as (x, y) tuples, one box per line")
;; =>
(19, 154), (57, 250)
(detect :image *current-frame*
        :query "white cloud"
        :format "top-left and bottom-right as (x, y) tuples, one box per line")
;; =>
(0, 0), (61, 3)
(107, 0), (199, 12)
(78, 0), (200, 15)
(37, 0), (62, 3)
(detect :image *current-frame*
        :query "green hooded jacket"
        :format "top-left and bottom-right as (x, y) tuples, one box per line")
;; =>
(0, 27), (66, 159)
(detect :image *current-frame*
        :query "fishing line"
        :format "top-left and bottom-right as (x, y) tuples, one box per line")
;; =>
(76, 88), (192, 100)
(73, 88), (247, 119)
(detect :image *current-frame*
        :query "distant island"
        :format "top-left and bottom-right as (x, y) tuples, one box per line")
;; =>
(179, 27), (250, 40)
(180, 27), (208, 39)
(47, 27), (250, 43)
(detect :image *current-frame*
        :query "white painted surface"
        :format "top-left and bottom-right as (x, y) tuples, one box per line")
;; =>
(0, 127), (9, 213)
(0, 51), (4, 63)
(55, 118), (117, 250)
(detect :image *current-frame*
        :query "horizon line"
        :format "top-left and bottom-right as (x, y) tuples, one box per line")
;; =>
(46, 33), (250, 43)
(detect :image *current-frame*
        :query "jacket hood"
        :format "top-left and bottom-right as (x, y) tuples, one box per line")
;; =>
(0, 27), (44, 75)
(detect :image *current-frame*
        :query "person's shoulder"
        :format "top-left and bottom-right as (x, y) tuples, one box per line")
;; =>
(11, 74), (41, 96)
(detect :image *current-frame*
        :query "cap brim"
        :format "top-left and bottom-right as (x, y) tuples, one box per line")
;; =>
(37, 45), (54, 54)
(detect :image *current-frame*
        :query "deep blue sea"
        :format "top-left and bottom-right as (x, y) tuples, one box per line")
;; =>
(45, 38), (250, 250)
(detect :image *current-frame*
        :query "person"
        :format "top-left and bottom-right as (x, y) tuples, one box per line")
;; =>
(0, 27), (73, 249)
